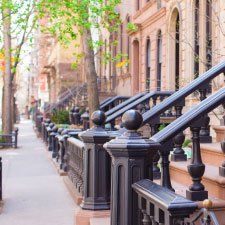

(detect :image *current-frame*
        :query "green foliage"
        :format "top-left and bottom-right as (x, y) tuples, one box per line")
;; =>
(0, 0), (38, 76)
(182, 139), (192, 148)
(0, 130), (5, 143)
(51, 110), (70, 125)
(37, 0), (122, 66)
(159, 123), (166, 131)
(127, 22), (138, 33)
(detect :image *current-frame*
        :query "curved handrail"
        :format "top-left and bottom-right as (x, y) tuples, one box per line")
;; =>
(151, 87), (225, 144)
(100, 97), (113, 107)
(105, 91), (173, 124)
(142, 61), (225, 125)
(100, 95), (130, 111)
(105, 92), (145, 117)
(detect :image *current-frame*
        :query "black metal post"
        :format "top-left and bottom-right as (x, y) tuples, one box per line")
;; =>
(219, 141), (225, 177)
(81, 109), (90, 130)
(0, 157), (2, 201)
(160, 140), (174, 191)
(73, 107), (81, 125)
(49, 126), (58, 152)
(69, 106), (76, 124)
(61, 130), (70, 172)
(104, 110), (155, 225)
(79, 110), (111, 210)
(187, 119), (208, 201)
(171, 103), (187, 161)
(14, 128), (19, 148)
(199, 88), (212, 143)
(149, 118), (161, 180)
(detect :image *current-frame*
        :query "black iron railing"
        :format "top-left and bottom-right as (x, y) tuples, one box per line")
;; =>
(148, 87), (225, 199)
(0, 157), (2, 201)
(105, 91), (174, 127)
(132, 179), (198, 224)
(45, 84), (87, 113)
(142, 61), (225, 126)
(100, 95), (130, 112)
(0, 128), (19, 148)
(105, 92), (145, 117)
(67, 137), (84, 195)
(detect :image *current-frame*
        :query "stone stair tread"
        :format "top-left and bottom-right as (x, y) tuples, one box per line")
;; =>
(170, 160), (225, 185)
(170, 180), (225, 209)
(90, 217), (110, 225)
(155, 179), (225, 209)
(212, 125), (225, 130)
(200, 142), (222, 153)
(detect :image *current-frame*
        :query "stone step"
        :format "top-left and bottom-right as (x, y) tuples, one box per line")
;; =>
(212, 125), (225, 142)
(170, 160), (225, 200)
(200, 143), (224, 167)
(169, 180), (225, 224)
(90, 218), (110, 225)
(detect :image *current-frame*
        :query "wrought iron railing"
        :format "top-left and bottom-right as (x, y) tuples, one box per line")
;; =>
(100, 95), (130, 112)
(67, 137), (84, 195)
(132, 179), (198, 225)
(105, 91), (174, 127)
(105, 92), (145, 117)
(45, 84), (87, 113)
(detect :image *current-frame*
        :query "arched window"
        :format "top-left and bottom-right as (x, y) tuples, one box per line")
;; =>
(157, 31), (162, 91)
(157, 0), (162, 9)
(120, 23), (123, 54)
(133, 40), (140, 93)
(206, 0), (212, 70)
(146, 38), (151, 91)
(175, 14), (180, 90)
(136, 0), (140, 11)
(194, 0), (200, 78)
(126, 16), (130, 72)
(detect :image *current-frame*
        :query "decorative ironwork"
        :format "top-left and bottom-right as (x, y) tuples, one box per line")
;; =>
(67, 138), (84, 195)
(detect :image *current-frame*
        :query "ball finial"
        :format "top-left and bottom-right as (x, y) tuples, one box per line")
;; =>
(52, 126), (58, 132)
(91, 110), (106, 126)
(122, 110), (143, 130)
(49, 123), (55, 128)
(75, 107), (80, 113)
(203, 199), (213, 209)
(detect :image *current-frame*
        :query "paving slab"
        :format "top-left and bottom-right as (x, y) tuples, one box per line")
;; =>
(0, 119), (78, 225)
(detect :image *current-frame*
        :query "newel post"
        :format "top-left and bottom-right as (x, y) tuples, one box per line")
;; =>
(79, 110), (111, 210)
(104, 110), (155, 225)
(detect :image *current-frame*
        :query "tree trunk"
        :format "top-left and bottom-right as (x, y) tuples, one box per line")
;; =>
(2, 0), (13, 134)
(81, 27), (100, 117)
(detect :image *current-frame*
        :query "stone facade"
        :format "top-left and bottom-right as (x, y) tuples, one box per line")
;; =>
(34, 18), (85, 109)
(97, 0), (225, 97)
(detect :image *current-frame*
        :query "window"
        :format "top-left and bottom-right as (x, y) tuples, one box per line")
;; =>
(126, 16), (131, 72)
(136, 0), (140, 11)
(194, 0), (200, 78)
(175, 14), (180, 90)
(146, 38), (151, 91)
(206, 0), (212, 70)
(157, 0), (162, 10)
(157, 31), (162, 91)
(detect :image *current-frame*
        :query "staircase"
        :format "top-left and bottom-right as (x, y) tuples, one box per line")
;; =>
(169, 125), (225, 200)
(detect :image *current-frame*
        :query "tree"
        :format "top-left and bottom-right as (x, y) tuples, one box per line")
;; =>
(0, 0), (36, 134)
(37, 0), (121, 116)
(2, 0), (12, 135)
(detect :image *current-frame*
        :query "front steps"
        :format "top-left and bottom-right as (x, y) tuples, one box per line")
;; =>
(170, 161), (225, 199)
(169, 126), (225, 224)
(90, 218), (110, 225)
(213, 125), (225, 142)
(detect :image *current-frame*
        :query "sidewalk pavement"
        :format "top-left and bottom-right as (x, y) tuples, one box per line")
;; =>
(0, 119), (78, 225)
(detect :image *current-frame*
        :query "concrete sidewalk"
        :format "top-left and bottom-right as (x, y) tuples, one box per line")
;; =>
(0, 119), (77, 225)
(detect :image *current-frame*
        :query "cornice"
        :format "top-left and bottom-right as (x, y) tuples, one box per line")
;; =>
(133, 0), (156, 20)
(141, 7), (166, 29)
(129, 7), (166, 36)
